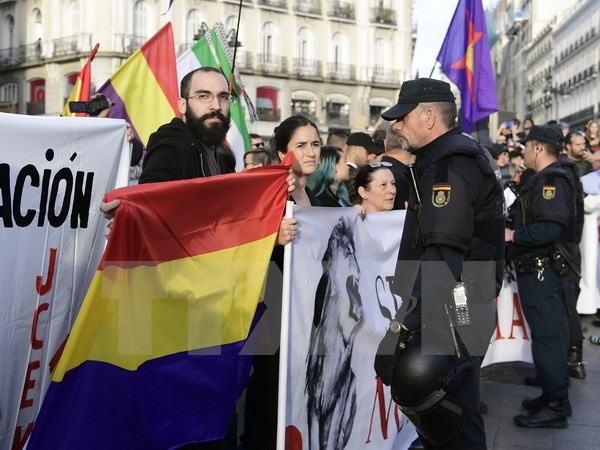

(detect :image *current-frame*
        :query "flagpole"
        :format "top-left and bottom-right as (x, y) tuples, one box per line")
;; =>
(229, 0), (243, 95)
(428, 61), (436, 78)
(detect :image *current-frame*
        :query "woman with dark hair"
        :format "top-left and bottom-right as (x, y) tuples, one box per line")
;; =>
(273, 115), (322, 206)
(351, 162), (397, 214)
(245, 115), (322, 450)
(307, 146), (351, 207)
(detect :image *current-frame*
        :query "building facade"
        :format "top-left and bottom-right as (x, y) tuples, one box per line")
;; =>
(0, 0), (413, 137)
(491, 0), (598, 130)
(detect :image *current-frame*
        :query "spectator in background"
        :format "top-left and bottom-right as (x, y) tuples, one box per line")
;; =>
(350, 162), (396, 214)
(486, 143), (512, 183)
(307, 146), (351, 207)
(523, 117), (534, 135)
(380, 126), (414, 210)
(249, 133), (264, 148)
(326, 129), (350, 155)
(243, 149), (272, 170)
(586, 119), (600, 152)
(565, 130), (592, 177)
(560, 121), (570, 136)
(346, 132), (379, 183)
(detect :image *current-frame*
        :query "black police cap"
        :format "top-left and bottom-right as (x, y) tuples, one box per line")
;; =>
(381, 78), (456, 121)
(518, 125), (564, 146)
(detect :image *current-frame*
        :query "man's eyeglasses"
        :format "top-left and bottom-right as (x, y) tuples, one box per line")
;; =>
(368, 161), (392, 168)
(186, 92), (232, 104)
(253, 142), (264, 148)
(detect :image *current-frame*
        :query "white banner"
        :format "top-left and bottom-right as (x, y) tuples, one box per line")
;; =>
(0, 113), (129, 449)
(283, 206), (533, 450)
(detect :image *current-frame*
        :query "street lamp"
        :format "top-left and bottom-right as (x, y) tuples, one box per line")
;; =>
(543, 75), (569, 123)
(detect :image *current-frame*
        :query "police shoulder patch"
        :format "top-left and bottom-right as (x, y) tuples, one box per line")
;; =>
(542, 185), (556, 200)
(432, 184), (451, 208)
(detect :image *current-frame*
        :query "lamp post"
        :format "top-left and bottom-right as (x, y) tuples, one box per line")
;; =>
(543, 75), (569, 123)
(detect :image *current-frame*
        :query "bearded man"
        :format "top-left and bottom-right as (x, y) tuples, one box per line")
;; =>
(139, 67), (236, 183)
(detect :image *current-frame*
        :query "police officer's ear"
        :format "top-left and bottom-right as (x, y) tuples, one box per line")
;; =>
(423, 106), (436, 130)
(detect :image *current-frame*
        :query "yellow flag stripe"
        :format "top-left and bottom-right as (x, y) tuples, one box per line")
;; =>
(110, 51), (175, 144)
(53, 233), (276, 381)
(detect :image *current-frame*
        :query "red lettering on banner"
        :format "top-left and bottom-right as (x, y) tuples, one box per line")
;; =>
(11, 423), (34, 450)
(31, 302), (49, 350)
(366, 376), (401, 443)
(19, 360), (40, 409)
(492, 297), (505, 341)
(509, 293), (529, 340)
(36, 247), (57, 295)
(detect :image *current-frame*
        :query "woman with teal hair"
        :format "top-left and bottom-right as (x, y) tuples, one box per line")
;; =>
(307, 146), (351, 207)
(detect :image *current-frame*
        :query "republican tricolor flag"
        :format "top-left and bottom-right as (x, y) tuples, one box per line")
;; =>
(28, 162), (292, 448)
(61, 43), (99, 117)
(98, 23), (178, 146)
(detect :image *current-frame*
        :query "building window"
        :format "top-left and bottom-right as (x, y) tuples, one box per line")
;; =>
(256, 87), (280, 122)
(4, 15), (15, 55)
(0, 82), (18, 103)
(297, 27), (313, 66)
(373, 38), (386, 78)
(292, 99), (316, 119)
(32, 9), (43, 42)
(133, 0), (148, 48)
(369, 98), (391, 126)
(186, 9), (201, 45)
(68, 0), (81, 35)
(261, 22), (278, 63)
(291, 91), (317, 122)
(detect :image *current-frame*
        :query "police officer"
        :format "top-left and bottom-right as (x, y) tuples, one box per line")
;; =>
(374, 78), (504, 449)
(506, 125), (575, 428)
(559, 141), (586, 379)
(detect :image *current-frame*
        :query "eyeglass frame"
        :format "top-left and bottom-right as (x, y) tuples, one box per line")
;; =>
(185, 91), (233, 104)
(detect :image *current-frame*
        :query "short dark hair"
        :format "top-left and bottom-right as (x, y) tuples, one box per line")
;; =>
(244, 149), (272, 166)
(327, 129), (349, 143)
(180, 67), (227, 98)
(532, 140), (562, 157)
(250, 133), (262, 139)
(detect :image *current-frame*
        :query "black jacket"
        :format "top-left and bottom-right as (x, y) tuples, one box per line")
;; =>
(393, 128), (504, 342)
(139, 118), (235, 183)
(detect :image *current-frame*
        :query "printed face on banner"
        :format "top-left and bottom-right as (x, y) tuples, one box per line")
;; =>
(286, 207), (418, 450)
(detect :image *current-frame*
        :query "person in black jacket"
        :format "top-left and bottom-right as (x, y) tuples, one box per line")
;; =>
(139, 67), (236, 183)
(380, 126), (414, 210)
(374, 78), (504, 449)
(506, 125), (576, 428)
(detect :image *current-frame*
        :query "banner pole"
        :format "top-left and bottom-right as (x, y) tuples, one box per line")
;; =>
(276, 201), (294, 450)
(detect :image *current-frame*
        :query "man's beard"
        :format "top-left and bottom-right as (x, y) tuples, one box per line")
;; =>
(185, 109), (231, 147)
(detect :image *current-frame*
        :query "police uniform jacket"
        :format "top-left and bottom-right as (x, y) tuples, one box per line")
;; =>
(392, 127), (505, 338)
(506, 161), (576, 261)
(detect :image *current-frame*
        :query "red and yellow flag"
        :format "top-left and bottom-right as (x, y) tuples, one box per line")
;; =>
(61, 43), (99, 117)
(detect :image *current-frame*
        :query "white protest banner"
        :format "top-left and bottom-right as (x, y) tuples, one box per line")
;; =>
(0, 113), (129, 449)
(284, 207), (417, 450)
(282, 206), (533, 449)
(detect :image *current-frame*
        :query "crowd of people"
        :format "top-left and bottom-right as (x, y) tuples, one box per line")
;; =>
(92, 67), (600, 449)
